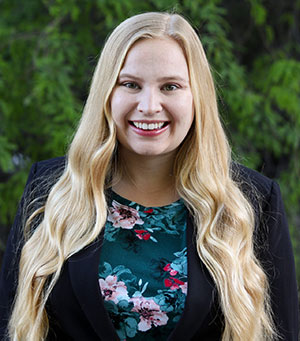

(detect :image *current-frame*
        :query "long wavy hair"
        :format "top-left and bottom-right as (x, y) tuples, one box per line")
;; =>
(9, 12), (275, 340)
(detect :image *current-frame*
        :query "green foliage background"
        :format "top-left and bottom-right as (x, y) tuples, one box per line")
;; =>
(0, 0), (299, 287)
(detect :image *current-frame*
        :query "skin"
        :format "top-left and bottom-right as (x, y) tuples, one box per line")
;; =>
(110, 37), (194, 206)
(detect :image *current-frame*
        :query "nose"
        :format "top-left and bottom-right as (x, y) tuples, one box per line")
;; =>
(137, 88), (162, 115)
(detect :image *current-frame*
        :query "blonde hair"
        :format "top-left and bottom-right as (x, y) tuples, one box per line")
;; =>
(9, 12), (275, 340)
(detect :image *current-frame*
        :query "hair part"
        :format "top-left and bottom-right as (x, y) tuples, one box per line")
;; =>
(9, 12), (276, 340)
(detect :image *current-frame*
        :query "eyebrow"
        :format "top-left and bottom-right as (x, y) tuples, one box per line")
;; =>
(118, 73), (189, 83)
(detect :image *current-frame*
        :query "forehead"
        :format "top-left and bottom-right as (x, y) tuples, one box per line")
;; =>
(119, 37), (189, 79)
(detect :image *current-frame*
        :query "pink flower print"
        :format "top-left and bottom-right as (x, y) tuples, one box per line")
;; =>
(164, 277), (185, 290)
(134, 229), (151, 241)
(99, 275), (129, 304)
(130, 296), (168, 331)
(163, 263), (178, 276)
(108, 200), (144, 229)
(180, 282), (188, 295)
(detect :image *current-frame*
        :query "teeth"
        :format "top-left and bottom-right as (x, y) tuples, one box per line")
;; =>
(132, 122), (165, 130)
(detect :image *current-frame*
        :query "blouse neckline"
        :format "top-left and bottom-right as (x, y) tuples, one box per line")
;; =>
(111, 190), (184, 210)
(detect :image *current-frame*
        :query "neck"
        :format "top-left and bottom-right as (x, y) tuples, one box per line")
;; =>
(112, 147), (179, 206)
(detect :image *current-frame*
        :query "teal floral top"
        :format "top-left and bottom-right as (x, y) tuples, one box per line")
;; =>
(98, 191), (188, 340)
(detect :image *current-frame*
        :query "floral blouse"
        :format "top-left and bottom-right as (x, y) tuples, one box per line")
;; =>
(98, 191), (188, 340)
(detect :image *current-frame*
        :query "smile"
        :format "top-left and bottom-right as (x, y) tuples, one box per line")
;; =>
(130, 121), (169, 131)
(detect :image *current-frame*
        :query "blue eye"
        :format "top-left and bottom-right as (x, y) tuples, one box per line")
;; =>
(163, 84), (179, 91)
(122, 82), (139, 89)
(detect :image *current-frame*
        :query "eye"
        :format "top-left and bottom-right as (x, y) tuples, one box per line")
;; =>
(121, 82), (140, 90)
(162, 84), (179, 91)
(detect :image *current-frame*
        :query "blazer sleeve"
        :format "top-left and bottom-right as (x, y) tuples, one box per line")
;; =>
(0, 163), (39, 340)
(260, 180), (299, 340)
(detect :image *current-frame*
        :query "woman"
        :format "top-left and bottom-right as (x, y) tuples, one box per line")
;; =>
(0, 12), (298, 341)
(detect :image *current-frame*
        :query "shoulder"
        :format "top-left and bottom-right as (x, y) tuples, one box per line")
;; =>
(231, 162), (274, 200)
(231, 162), (285, 232)
(232, 162), (289, 251)
(22, 156), (67, 209)
(28, 156), (66, 180)
(230, 163), (283, 218)
(25, 156), (66, 190)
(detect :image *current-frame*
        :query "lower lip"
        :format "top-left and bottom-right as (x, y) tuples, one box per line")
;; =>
(130, 124), (169, 136)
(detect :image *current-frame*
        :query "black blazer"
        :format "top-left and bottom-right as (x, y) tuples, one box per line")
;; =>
(0, 157), (298, 340)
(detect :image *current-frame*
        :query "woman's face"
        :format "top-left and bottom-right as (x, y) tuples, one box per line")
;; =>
(110, 37), (194, 158)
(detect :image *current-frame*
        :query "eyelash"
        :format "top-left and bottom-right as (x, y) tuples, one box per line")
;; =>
(121, 82), (140, 89)
(120, 82), (180, 91)
(162, 84), (179, 91)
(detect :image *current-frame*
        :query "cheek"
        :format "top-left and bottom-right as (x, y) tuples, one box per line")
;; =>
(111, 92), (122, 107)
(110, 99), (124, 127)
(110, 92), (134, 126)
(174, 98), (194, 126)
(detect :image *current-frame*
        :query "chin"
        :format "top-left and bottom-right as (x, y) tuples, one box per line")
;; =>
(136, 150), (164, 156)
(134, 148), (177, 157)
(120, 144), (177, 158)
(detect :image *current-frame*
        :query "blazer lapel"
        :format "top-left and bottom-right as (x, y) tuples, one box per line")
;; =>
(68, 233), (119, 340)
(168, 215), (216, 340)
